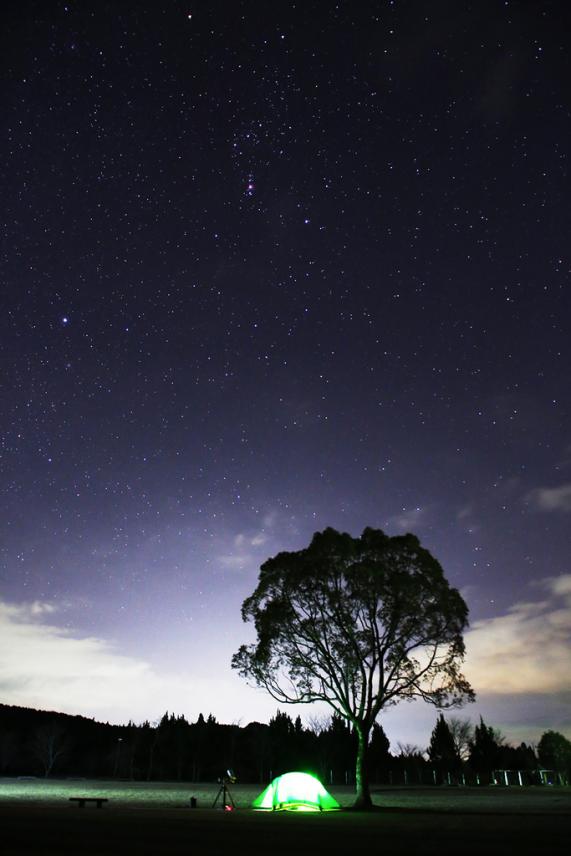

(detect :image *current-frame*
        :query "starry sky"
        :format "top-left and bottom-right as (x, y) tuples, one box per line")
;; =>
(1, 0), (570, 748)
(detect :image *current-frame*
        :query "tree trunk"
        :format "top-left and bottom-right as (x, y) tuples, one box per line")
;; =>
(146, 741), (155, 781)
(129, 745), (135, 780)
(353, 725), (372, 809)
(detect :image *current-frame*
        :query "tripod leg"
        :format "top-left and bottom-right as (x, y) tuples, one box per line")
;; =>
(212, 784), (224, 808)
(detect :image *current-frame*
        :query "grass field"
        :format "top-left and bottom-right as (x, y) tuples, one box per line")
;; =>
(1, 778), (570, 855)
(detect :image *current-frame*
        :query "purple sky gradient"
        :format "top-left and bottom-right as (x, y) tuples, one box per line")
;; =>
(1, 0), (570, 749)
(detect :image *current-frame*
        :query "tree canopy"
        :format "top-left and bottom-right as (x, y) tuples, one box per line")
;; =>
(232, 526), (474, 807)
(538, 730), (571, 781)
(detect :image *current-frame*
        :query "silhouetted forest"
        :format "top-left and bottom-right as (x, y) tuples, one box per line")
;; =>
(0, 703), (568, 785)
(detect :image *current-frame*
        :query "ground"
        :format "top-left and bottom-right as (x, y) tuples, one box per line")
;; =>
(1, 779), (569, 855)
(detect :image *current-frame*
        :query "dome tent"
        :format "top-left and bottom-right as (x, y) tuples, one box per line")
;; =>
(252, 772), (340, 812)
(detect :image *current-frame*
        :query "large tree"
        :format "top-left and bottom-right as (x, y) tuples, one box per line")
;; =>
(232, 527), (474, 808)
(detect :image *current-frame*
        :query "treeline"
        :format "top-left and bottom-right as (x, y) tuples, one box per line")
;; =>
(0, 703), (569, 785)
(418, 714), (569, 786)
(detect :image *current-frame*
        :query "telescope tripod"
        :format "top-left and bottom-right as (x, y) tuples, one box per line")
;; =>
(212, 778), (236, 810)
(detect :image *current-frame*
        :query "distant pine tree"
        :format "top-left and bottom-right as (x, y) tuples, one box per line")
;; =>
(370, 722), (390, 758)
(469, 716), (501, 777)
(368, 722), (391, 784)
(428, 713), (460, 770)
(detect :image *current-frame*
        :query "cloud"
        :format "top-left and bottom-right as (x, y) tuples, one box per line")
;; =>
(456, 505), (473, 521)
(216, 520), (275, 572)
(388, 507), (426, 531)
(233, 531), (267, 550)
(526, 483), (571, 512)
(381, 576), (571, 747)
(2, 575), (571, 747)
(455, 505), (481, 535)
(0, 600), (58, 621)
(218, 554), (253, 570)
(0, 598), (161, 721)
(549, 575), (571, 597)
(0, 595), (278, 726)
(464, 575), (571, 695)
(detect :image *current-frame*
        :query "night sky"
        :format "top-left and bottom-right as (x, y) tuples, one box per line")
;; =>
(1, 1), (570, 747)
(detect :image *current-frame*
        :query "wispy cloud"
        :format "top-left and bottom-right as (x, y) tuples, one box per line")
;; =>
(382, 576), (571, 746)
(455, 504), (481, 534)
(218, 553), (253, 570)
(0, 600), (58, 620)
(2, 576), (571, 744)
(549, 575), (571, 597)
(0, 596), (271, 725)
(526, 483), (571, 513)
(0, 598), (159, 720)
(388, 507), (426, 531)
(464, 574), (571, 695)
(216, 513), (279, 572)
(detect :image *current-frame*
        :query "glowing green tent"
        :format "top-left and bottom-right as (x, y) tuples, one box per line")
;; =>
(252, 772), (340, 812)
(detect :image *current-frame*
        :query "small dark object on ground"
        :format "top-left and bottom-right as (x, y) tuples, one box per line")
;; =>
(190, 797), (197, 808)
(69, 797), (108, 809)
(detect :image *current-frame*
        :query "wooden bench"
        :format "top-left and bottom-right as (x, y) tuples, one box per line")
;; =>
(69, 797), (108, 809)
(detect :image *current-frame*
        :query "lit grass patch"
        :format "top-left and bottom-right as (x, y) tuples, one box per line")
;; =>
(0, 780), (569, 815)
(0, 779), (354, 810)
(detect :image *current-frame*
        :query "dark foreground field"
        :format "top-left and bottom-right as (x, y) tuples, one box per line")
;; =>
(1, 780), (570, 856)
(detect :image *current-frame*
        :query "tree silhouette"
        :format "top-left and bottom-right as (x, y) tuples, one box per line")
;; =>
(0, 730), (19, 774)
(469, 717), (502, 780)
(428, 713), (461, 779)
(369, 722), (391, 784)
(447, 715), (474, 761)
(232, 527), (474, 808)
(32, 721), (68, 777)
(538, 730), (571, 783)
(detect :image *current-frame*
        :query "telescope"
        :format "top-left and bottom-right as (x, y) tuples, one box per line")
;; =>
(213, 769), (237, 809)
